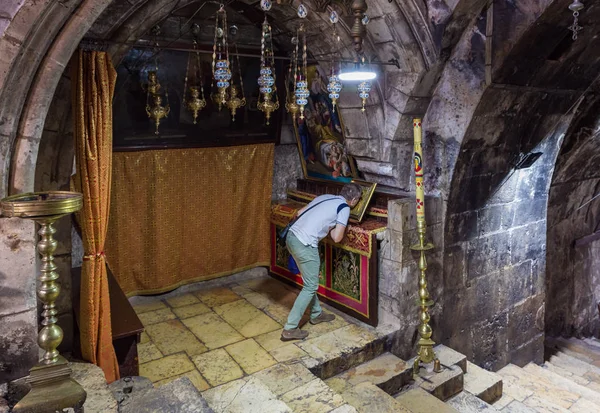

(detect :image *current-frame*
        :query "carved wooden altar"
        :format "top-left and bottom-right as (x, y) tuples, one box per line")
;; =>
(269, 179), (399, 326)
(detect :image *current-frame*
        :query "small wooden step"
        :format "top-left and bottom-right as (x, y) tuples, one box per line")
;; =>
(446, 391), (499, 413)
(395, 388), (460, 413)
(463, 361), (502, 404)
(325, 352), (411, 395)
(523, 362), (600, 405)
(497, 363), (580, 410)
(342, 381), (412, 413)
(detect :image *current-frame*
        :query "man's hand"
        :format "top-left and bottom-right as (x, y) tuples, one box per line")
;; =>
(329, 223), (347, 243)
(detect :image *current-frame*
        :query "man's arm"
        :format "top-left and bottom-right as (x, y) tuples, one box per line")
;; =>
(330, 223), (347, 243)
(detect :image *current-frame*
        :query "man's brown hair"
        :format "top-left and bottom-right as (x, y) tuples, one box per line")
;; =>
(340, 183), (362, 202)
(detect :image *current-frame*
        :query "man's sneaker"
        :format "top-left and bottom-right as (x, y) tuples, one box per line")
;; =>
(310, 312), (336, 325)
(281, 328), (309, 341)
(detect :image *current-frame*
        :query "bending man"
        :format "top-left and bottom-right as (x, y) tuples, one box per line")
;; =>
(281, 183), (362, 341)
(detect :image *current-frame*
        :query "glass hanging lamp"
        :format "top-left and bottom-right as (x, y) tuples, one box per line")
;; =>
(326, 10), (342, 112)
(295, 25), (309, 120)
(211, 5), (232, 111)
(257, 16), (279, 125)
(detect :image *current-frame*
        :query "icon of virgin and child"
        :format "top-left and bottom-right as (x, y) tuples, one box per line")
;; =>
(295, 66), (353, 182)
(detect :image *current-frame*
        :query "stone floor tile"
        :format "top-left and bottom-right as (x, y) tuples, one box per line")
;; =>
(172, 302), (212, 319)
(329, 405), (358, 413)
(138, 341), (163, 364)
(343, 381), (411, 413)
(263, 303), (291, 325)
(145, 319), (208, 357)
(244, 292), (273, 309)
(132, 300), (167, 314)
(281, 378), (345, 413)
(255, 329), (288, 352)
(297, 324), (378, 361)
(193, 348), (244, 386)
(166, 293), (200, 308)
(140, 331), (150, 344)
(202, 377), (292, 413)
(195, 287), (241, 307)
(252, 361), (315, 396)
(230, 284), (254, 296)
(182, 312), (244, 349)
(155, 369), (210, 392)
(225, 338), (277, 374)
(139, 353), (195, 382)
(499, 373), (535, 402)
(215, 299), (282, 338)
(301, 311), (349, 338)
(447, 391), (497, 413)
(270, 343), (308, 363)
(138, 308), (177, 326)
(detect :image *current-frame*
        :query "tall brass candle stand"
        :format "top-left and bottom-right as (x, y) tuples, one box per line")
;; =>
(1, 191), (86, 413)
(411, 119), (441, 376)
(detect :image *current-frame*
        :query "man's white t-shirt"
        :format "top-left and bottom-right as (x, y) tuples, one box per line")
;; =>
(290, 194), (350, 247)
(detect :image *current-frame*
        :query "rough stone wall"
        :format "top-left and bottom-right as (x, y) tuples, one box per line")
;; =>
(546, 86), (600, 338)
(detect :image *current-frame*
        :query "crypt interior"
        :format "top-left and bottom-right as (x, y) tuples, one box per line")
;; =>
(1, 0), (600, 412)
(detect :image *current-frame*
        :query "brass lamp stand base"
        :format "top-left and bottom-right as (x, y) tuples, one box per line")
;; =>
(1, 192), (87, 413)
(13, 356), (86, 413)
(410, 220), (442, 377)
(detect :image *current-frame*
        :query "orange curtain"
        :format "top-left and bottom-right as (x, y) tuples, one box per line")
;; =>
(71, 49), (119, 383)
(105, 144), (274, 296)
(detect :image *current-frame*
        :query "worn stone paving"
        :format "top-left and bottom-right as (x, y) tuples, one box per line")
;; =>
(132, 274), (387, 412)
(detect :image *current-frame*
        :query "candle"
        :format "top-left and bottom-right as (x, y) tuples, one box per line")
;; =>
(413, 118), (425, 222)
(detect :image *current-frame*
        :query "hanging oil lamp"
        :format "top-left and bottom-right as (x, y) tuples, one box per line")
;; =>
(212, 5), (232, 110)
(257, 17), (279, 125)
(326, 11), (342, 112)
(295, 25), (309, 120)
(285, 36), (299, 120)
(568, 0), (584, 40)
(226, 45), (246, 121)
(357, 80), (371, 112)
(183, 35), (206, 124)
(146, 93), (170, 135)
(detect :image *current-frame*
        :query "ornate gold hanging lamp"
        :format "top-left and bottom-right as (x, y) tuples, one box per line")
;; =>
(144, 26), (170, 135)
(226, 44), (246, 121)
(183, 25), (206, 124)
(211, 5), (232, 111)
(285, 35), (300, 120)
(257, 14), (279, 125)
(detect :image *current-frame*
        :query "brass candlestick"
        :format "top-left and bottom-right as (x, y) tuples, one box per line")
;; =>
(411, 118), (441, 376)
(226, 84), (246, 121)
(1, 191), (86, 413)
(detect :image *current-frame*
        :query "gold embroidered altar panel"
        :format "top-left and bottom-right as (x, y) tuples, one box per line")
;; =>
(105, 144), (274, 296)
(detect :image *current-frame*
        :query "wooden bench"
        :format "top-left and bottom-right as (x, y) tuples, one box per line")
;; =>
(72, 265), (144, 377)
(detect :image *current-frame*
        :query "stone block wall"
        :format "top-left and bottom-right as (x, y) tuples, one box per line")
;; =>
(378, 196), (444, 361)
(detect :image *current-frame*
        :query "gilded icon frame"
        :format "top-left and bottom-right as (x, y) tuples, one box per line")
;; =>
(349, 179), (377, 223)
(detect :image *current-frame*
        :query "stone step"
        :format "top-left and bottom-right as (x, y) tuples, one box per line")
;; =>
(498, 399), (537, 413)
(546, 337), (599, 364)
(412, 364), (463, 401)
(463, 361), (503, 404)
(543, 361), (600, 393)
(549, 337), (600, 366)
(342, 381), (412, 413)
(523, 362), (600, 405)
(395, 388), (460, 413)
(122, 377), (214, 413)
(497, 363), (581, 410)
(548, 351), (600, 384)
(325, 352), (412, 396)
(583, 337), (600, 349)
(447, 391), (499, 412)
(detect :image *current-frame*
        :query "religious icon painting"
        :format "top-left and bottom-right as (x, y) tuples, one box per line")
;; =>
(349, 179), (377, 223)
(291, 65), (359, 183)
(331, 248), (361, 301)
